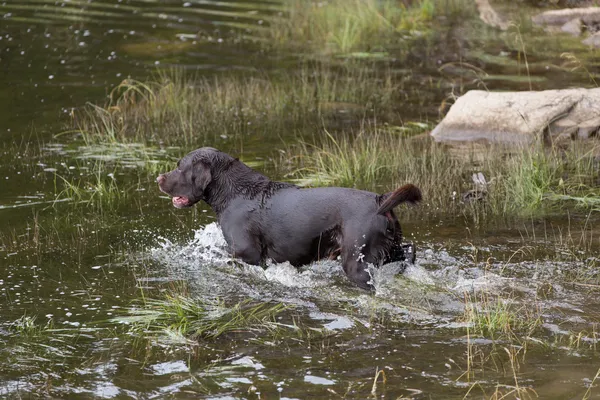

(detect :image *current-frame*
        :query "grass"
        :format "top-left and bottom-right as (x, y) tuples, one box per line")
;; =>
(69, 66), (402, 147)
(113, 286), (290, 343)
(583, 367), (600, 400)
(47, 142), (179, 211)
(283, 128), (467, 216)
(8, 315), (53, 338)
(463, 346), (538, 399)
(462, 291), (542, 342)
(284, 127), (600, 219)
(54, 170), (121, 210)
(263, 0), (476, 55)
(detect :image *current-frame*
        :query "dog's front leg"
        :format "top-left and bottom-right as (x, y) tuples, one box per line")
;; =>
(221, 226), (262, 265)
(231, 245), (262, 265)
(341, 248), (374, 290)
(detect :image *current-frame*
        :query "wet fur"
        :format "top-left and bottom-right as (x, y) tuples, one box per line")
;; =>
(157, 147), (421, 290)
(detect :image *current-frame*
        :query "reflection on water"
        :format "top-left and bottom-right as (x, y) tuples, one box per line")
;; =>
(0, 0), (278, 138)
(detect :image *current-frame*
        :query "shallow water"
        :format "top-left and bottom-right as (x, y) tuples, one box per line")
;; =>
(2, 0), (600, 398)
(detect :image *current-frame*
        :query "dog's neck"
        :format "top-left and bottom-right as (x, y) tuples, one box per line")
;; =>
(203, 160), (273, 215)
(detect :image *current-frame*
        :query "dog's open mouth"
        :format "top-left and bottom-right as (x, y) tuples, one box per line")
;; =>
(172, 196), (191, 208)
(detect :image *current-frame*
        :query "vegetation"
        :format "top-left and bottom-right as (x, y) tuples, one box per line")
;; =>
(263, 0), (475, 55)
(114, 286), (289, 343)
(462, 291), (542, 342)
(70, 66), (401, 146)
(8, 315), (53, 338)
(285, 128), (600, 218)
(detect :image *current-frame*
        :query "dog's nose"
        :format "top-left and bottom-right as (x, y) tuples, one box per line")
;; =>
(156, 174), (165, 185)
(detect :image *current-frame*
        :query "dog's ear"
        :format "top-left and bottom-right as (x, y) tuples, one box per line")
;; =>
(193, 161), (212, 194)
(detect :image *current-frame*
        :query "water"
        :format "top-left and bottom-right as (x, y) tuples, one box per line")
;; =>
(2, 0), (600, 398)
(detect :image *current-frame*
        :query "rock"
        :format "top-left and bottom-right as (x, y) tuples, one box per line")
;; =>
(583, 31), (600, 47)
(430, 88), (600, 145)
(474, 0), (510, 30)
(532, 7), (600, 28)
(561, 18), (583, 35)
(577, 116), (600, 138)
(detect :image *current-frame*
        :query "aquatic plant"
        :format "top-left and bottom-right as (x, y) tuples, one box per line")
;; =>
(8, 314), (53, 338)
(54, 170), (121, 210)
(47, 142), (179, 212)
(463, 345), (538, 399)
(114, 288), (289, 342)
(462, 291), (542, 342)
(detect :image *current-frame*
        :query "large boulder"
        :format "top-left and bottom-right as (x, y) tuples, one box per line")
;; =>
(532, 7), (600, 47)
(430, 89), (600, 145)
(532, 7), (600, 28)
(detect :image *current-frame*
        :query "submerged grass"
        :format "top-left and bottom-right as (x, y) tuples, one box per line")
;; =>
(46, 142), (179, 211)
(284, 127), (600, 219)
(8, 315), (53, 338)
(54, 170), (121, 210)
(114, 287), (289, 342)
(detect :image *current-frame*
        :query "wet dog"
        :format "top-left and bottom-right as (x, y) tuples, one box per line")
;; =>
(157, 147), (421, 289)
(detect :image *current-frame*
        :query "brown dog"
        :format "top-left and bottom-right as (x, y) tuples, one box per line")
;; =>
(157, 147), (421, 289)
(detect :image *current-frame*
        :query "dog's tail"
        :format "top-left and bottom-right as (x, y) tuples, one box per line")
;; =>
(377, 184), (422, 215)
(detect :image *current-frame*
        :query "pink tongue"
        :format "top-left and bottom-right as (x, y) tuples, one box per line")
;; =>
(172, 196), (189, 207)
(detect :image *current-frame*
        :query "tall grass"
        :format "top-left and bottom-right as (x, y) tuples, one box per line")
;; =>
(264, 0), (475, 55)
(70, 67), (402, 146)
(462, 291), (542, 342)
(288, 129), (463, 200)
(284, 127), (600, 218)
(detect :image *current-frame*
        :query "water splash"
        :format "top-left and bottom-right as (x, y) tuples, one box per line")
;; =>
(146, 223), (600, 331)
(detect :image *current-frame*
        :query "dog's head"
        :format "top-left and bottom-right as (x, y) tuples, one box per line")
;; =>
(157, 147), (230, 208)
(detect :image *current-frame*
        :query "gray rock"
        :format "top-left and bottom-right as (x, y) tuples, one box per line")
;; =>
(561, 18), (583, 35)
(475, 0), (510, 30)
(532, 7), (600, 28)
(430, 89), (600, 145)
(583, 31), (600, 47)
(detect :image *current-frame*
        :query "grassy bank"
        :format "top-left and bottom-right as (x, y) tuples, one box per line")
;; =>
(283, 127), (600, 219)
(263, 0), (476, 55)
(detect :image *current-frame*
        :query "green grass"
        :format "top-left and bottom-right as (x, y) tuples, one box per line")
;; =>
(48, 142), (179, 211)
(263, 0), (475, 55)
(54, 169), (122, 210)
(284, 127), (600, 218)
(8, 315), (53, 338)
(70, 66), (402, 146)
(462, 291), (542, 342)
(114, 288), (289, 343)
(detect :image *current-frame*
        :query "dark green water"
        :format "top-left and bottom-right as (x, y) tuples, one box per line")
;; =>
(1, 1), (600, 398)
